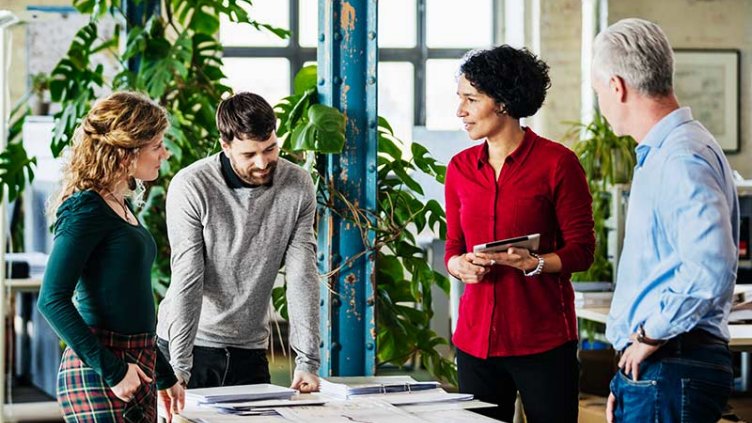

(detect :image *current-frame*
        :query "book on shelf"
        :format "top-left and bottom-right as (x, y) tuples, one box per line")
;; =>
(574, 291), (613, 308)
(320, 376), (441, 399)
(731, 297), (752, 323)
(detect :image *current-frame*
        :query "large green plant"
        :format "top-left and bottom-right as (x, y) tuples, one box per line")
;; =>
(373, 121), (452, 384)
(48, 0), (293, 296)
(564, 111), (637, 282)
(3, 101), (37, 252)
(0, 97), (36, 205)
(273, 65), (455, 385)
(43, 1), (456, 385)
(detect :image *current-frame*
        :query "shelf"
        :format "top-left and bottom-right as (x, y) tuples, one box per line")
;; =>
(4, 278), (42, 293)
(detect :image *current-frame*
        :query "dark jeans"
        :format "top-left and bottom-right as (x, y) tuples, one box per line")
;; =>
(610, 338), (733, 423)
(457, 341), (579, 423)
(157, 338), (270, 389)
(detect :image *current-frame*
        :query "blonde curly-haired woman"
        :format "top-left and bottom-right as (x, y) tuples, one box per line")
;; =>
(37, 92), (184, 422)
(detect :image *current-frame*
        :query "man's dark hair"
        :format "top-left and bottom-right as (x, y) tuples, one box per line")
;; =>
(216, 92), (276, 142)
(459, 45), (551, 120)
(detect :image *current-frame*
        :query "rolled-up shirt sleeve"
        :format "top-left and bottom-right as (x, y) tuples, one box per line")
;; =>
(642, 153), (737, 340)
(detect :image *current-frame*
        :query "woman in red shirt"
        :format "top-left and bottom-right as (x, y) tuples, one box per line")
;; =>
(445, 45), (595, 422)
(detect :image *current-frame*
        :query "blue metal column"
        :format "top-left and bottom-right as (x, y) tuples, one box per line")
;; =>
(317, 0), (378, 376)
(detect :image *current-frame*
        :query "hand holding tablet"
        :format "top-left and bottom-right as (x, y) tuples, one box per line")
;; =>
(472, 233), (540, 254)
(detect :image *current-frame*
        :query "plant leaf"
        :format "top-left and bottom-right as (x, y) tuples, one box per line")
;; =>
(294, 65), (318, 95)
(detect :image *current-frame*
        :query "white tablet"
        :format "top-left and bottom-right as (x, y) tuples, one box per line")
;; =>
(472, 233), (540, 254)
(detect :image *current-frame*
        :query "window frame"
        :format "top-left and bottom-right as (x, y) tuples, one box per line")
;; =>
(221, 0), (500, 126)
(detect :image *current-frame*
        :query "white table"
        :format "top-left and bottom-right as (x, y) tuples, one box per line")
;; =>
(170, 393), (500, 423)
(4, 278), (42, 293)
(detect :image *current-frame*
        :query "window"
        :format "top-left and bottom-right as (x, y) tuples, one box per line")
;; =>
(222, 58), (291, 105)
(378, 0), (498, 138)
(221, 0), (499, 142)
(425, 59), (462, 130)
(378, 62), (414, 141)
(220, 0), (315, 107)
(426, 0), (493, 48)
(220, 0), (289, 48)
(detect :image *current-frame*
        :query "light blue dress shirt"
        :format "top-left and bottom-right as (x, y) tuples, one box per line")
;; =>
(606, 107), (739, 351)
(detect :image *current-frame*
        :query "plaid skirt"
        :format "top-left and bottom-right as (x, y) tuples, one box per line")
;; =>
(57, 328), (157, 423)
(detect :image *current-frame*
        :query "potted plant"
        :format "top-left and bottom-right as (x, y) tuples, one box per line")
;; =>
(274, 66), (454, 385)
(564, 110), (636, 396)
(30, 72), (50, 115)
(565, 110), (637, 286)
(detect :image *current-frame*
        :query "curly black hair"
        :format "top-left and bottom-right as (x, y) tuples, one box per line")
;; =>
(459, 45), (551, 120)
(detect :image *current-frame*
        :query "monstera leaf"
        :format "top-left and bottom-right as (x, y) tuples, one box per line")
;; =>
(288, 104), (346, 153)
(0, 143), (36, 203)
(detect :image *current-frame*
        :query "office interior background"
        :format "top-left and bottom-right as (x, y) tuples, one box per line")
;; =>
(1, 0), (752, 422)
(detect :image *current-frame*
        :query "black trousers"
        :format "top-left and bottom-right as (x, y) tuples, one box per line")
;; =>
(157, 338), (270, 389)
(457, 341), (579, 423)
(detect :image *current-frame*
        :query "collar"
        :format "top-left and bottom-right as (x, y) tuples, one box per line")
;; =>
(475, 127), (537, 169)
(635, 107), (693, 167)
(220, 152), (268, 189)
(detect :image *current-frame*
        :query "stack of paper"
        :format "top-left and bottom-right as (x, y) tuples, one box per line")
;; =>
(208, 398), (328, 416)
(320, 376), (441, 399)
(185, 383), (296, 404)
(275, 398), (427, 423)
(730, 299), (752, 323)
(360, 389), (473, 406)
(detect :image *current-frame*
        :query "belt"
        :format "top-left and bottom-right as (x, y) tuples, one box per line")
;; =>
(650, 328), (728, 360)
(667, 328), (728, 349)
(619, 328), (728, 360)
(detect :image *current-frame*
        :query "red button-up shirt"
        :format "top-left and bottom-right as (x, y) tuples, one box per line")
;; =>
(444, 128), (595, 358)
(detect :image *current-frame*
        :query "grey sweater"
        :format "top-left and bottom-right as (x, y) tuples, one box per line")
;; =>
(156, 153), (320, 383)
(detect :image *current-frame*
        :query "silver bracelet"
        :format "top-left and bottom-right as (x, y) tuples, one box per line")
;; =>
(523, 253), (544, 277)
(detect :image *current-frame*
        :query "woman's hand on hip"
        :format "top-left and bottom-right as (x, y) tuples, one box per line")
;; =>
(111, 363), (152, 402)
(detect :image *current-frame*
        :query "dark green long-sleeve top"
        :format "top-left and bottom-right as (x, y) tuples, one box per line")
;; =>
(37, 190), (177, 389)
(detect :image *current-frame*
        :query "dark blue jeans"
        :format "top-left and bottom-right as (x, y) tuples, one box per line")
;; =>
(609, 340), (732, 423)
